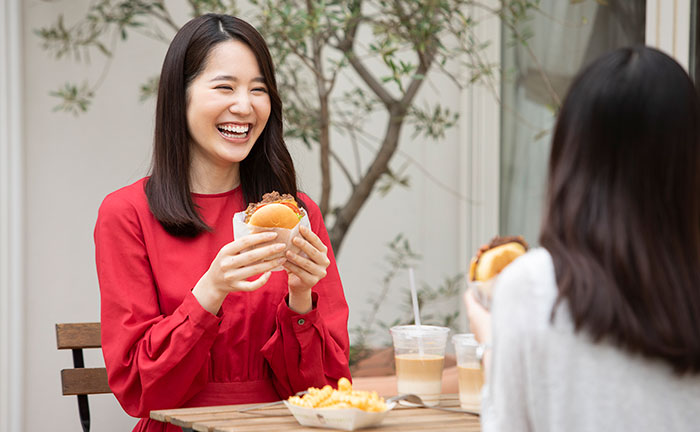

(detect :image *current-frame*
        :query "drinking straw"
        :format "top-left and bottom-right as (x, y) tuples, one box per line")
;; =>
(408, 267), (424, 356)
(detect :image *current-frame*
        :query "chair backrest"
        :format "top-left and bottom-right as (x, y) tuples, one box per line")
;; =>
(56, 322), (111, 432)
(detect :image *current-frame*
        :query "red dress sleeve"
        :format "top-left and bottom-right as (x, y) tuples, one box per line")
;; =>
(260, 195), (352, 396)
(95, 191), (222, 418)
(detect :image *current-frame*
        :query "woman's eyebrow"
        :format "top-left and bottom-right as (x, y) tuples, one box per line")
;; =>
(209, 75), (266, 84)
(210, 75), (237, 82)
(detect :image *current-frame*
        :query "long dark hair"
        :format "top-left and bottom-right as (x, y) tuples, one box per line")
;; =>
(145, 14), (300, 236)
(540, 46), (700, 374)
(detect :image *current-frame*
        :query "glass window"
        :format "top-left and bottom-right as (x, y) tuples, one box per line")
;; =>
(499, 1), (646, 244)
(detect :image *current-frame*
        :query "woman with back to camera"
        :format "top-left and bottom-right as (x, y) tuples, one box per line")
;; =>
(466, 45), (700, 431)
(94, 14), (351, 431)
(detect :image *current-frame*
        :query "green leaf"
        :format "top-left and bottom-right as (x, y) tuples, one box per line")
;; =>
(94, 41), (111, 56)
(139, 75), (160, 102)
(409, 104), (459, 139)
(50, 81), (95, 116)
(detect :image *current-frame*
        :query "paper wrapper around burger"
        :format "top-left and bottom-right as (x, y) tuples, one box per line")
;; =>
(467, 277), (497, 310)
(233, 211), (311, 272)
(468, 236), (528, 310)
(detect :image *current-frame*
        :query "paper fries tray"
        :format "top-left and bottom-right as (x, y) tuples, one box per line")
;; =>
(283, 401), (396, 431)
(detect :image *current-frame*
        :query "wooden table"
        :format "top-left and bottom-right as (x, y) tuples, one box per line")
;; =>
(151, 394), (480, 431)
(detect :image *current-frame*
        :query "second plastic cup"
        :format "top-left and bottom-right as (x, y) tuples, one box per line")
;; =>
(452, 333), (485, 411)
(390, 325), (450, 406)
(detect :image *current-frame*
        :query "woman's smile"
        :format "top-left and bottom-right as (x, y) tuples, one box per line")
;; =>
(216, 122), (252, 141)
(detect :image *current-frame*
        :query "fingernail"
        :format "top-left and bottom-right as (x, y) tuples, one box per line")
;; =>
(277, 258), (287, 264)
(265, 232), (277, 238)
(274, 243), (285, 250)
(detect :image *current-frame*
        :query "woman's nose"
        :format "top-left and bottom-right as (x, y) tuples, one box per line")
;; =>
(229, 90), (252, 116)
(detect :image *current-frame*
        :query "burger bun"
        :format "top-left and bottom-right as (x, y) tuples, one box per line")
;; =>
(471, 242), (527, 281)
(248, 203), (300, 229)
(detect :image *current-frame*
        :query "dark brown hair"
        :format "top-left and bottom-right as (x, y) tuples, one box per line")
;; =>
(540, 46), (700, 374)
(145, 14), (301, 236)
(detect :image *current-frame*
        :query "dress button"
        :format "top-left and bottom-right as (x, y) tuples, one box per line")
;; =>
(297, 318), (305, 325)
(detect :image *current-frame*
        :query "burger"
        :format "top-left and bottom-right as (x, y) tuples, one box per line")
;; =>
(468, 235), (528, 309)
(468, 235), (529, 282)
(244, 191), (305, 229)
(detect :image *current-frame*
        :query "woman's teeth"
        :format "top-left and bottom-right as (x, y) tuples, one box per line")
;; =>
(218, 124), (250, 138)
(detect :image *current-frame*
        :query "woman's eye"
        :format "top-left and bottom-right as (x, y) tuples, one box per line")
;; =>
(215, 85), (233, 91)
(252, 87), (268, 94)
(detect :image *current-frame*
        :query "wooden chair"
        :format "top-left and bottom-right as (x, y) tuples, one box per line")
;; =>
(56, 322), (111, 432)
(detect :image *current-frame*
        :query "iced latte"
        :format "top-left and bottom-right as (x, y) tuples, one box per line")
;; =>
(390, 325), (450, 407)
(452, 333), (484, 411)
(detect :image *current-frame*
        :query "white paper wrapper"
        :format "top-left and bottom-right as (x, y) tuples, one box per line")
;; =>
(232, 210), (311, 271)
(283, 401), (396, 431)
(467, 277), (496, 310)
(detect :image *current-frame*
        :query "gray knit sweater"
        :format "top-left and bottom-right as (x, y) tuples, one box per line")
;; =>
(481, 248), (700, 432)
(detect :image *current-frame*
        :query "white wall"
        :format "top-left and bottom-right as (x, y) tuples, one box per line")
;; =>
(16, 0), (471, 430)
(23, 0), (160, 429)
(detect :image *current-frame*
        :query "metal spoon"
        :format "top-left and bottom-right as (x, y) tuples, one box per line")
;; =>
(387, 394), (480, 416)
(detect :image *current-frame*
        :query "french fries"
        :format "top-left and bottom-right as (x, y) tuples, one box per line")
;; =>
(288, 378), (388, 412)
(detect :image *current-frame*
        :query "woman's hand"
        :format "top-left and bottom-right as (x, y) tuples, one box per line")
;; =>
(465, 289), (493, 377)
(284, 225), (331, 313)
(193, 231), (287, 315)
(464, 289), (492, 344)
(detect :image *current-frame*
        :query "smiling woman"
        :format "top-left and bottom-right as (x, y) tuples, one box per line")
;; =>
(186, 39), (272, 192)
(94, 14), (350, 432)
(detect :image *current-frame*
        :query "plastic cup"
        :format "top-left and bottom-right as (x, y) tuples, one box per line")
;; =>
(390, 325), (450, 406)
(452, 333), (484, 411)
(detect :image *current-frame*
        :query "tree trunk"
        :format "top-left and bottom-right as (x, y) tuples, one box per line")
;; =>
(329, 108), (405, 253)
(318, 95), (331, 216)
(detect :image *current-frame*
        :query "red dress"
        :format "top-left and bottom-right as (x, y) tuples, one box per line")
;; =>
(94, 178), (351, 431)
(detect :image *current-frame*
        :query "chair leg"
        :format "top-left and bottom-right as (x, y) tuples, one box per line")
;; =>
(72, 348), (90, 431)
(77, 394), (91, 432)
